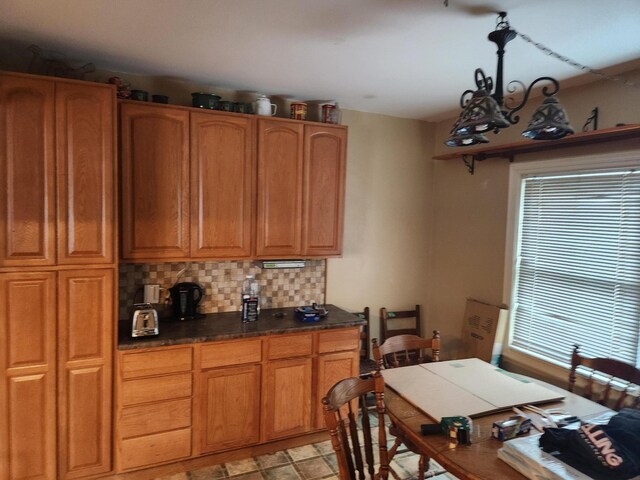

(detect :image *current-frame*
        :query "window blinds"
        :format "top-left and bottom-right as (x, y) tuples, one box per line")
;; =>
(511, 169), (640, 368)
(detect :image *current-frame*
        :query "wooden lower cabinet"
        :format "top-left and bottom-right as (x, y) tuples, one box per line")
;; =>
(116, 328), (359, 472)
(117, 346), (194, 472)
(262, 357), (313, 441)
(198, 365), (261, 454)
(120, 428), (192, 471)
(0, 272), (57, 480)
(314, 350), (360, 429)
(58, 269), (113, 479)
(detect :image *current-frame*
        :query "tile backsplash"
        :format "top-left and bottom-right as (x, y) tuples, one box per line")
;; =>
(118, 260), (326, 319)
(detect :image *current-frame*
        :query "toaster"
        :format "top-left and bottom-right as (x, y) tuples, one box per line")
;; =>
(131, 303), (159, 338)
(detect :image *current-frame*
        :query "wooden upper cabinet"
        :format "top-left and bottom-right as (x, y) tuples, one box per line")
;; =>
(256, 119), (304, 257)
(120, 103), (190, 260)
(57, 83), (115, 264)
(0, 75), (55, 267)
(303, 125), (347, 256)
(191, 112), (255, 258)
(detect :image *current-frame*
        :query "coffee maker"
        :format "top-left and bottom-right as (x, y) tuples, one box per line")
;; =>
(169, 282), (204, 320)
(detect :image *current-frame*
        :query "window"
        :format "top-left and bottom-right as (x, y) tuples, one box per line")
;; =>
(507, 153), (640, 369)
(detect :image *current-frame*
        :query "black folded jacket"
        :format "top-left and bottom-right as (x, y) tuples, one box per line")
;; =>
(539, 408), (640, 480)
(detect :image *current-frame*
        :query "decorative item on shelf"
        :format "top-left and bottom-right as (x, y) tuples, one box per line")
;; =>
(152, 94), (169, 104)
(254, 95), (277, 116)
(445, 12), (574, 147)
(233, 102), (252, 114)
(108, 76), (131, 99)
(321, 103), (336, 123)
(582, 107), (599, 132)
(218, 100), (233, 112)
(330, 103), (342, 124)
(290, 102), (307, 120)
(130, 89), (149, 101)
(27, 44), (95, 79)
(191, 92), (221, 109)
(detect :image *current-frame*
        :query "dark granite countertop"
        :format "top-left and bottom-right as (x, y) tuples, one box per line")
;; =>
(118, 304), (366, 350)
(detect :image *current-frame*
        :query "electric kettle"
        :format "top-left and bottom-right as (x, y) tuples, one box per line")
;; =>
(169, 282), (204, 320)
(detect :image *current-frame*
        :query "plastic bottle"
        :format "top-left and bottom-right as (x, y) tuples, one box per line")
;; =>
(241, 275), (260, 322)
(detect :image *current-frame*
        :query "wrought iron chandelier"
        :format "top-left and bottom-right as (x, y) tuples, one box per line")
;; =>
(445, 12), (575, 147)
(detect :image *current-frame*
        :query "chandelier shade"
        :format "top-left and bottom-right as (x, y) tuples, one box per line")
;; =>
(521, 96), (575, 140)
(454, 89), (510, 135)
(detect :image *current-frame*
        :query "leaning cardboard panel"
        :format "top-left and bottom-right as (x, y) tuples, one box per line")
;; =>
(461, 298), (509, 365)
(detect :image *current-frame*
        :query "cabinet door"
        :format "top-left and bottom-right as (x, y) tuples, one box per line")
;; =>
(314, 350), (359, 430)
(58, 269), (113, 478)
(57, 83), (115, 264)
(198, 365), (261, 454)
(303, 125), (347, 256)
(191, 112), (254, 258)
(120, 103), (190, 260)
(256, 119), (304, 257)
(0, 75), (55, 267)
(0, 272), (57, 480)
(262, 357), (312, 441)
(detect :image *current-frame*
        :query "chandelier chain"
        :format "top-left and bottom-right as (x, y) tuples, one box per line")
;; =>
(516, 31), (640, 90)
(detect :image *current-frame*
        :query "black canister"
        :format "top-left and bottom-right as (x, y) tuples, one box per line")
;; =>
(131, 89), (149, 101)
(152, 94), (169, 104)
(191, 92), (221, 109)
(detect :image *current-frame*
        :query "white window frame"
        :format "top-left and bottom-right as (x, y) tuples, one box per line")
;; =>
(502, 149), (640, 382)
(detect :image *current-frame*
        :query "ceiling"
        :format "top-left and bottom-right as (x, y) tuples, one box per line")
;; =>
(1, 0), (639, 121)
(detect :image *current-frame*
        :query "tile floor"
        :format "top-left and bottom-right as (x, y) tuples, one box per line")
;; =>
(153, 416), (457, 480)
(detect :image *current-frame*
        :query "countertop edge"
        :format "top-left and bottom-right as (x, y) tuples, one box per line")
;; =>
(118, 304), (366, 351)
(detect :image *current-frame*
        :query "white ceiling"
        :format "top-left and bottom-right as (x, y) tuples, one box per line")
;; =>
(1, 0), (639, 121)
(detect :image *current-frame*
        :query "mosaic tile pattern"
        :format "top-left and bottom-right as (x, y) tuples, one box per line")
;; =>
(152, 422), (458, 480)
(118, 260), (325, 319)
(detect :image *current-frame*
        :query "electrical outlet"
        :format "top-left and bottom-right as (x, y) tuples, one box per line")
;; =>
(144, 284), (160, 304)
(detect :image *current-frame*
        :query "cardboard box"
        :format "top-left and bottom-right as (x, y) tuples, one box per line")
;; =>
(461, 298), (509, 365)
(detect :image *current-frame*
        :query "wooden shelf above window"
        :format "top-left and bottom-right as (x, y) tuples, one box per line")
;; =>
(433, 123), (640, 162)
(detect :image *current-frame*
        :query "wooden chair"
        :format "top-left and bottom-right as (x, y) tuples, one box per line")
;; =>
(380, 305), (421, 342)
(355, 307), (378, 376)
(372, 332), (441, 370)
(372, 333), (442, 480)
(569, 345), (640, 411)
(322, 372), (397, 480)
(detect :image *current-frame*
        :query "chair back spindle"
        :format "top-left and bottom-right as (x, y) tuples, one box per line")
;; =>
(372, 332), (440, 371)
(380, 305), (421, 342)
(322, 373), (392, 480)
(569, 345), (640, 411)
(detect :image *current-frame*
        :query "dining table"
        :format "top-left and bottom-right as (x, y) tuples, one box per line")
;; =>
(382, 360), (613, 480)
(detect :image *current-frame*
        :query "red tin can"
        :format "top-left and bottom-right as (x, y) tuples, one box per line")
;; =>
(322, 104), (336, 123)
(290, 102), (307, 120)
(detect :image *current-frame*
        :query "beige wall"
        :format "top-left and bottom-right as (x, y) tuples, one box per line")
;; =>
(326, 111), (435, 344)
(429, 68), (640, 363)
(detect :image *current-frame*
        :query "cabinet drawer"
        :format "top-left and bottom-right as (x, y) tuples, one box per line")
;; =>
(200, 338), (262, 369)
(267, 333), (313, 359)
(119, 398), (192, 439)
(119, 428), (191, 470)
(318, 328), (360, 354)
(121, 373), (192, 406)
(120, 347), (192, 379)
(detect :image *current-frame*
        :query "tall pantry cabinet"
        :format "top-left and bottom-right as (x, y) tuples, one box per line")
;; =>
(0, 72), (116, 480)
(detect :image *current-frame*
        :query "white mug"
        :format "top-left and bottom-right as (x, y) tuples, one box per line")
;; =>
(255, 96), (277, 116)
